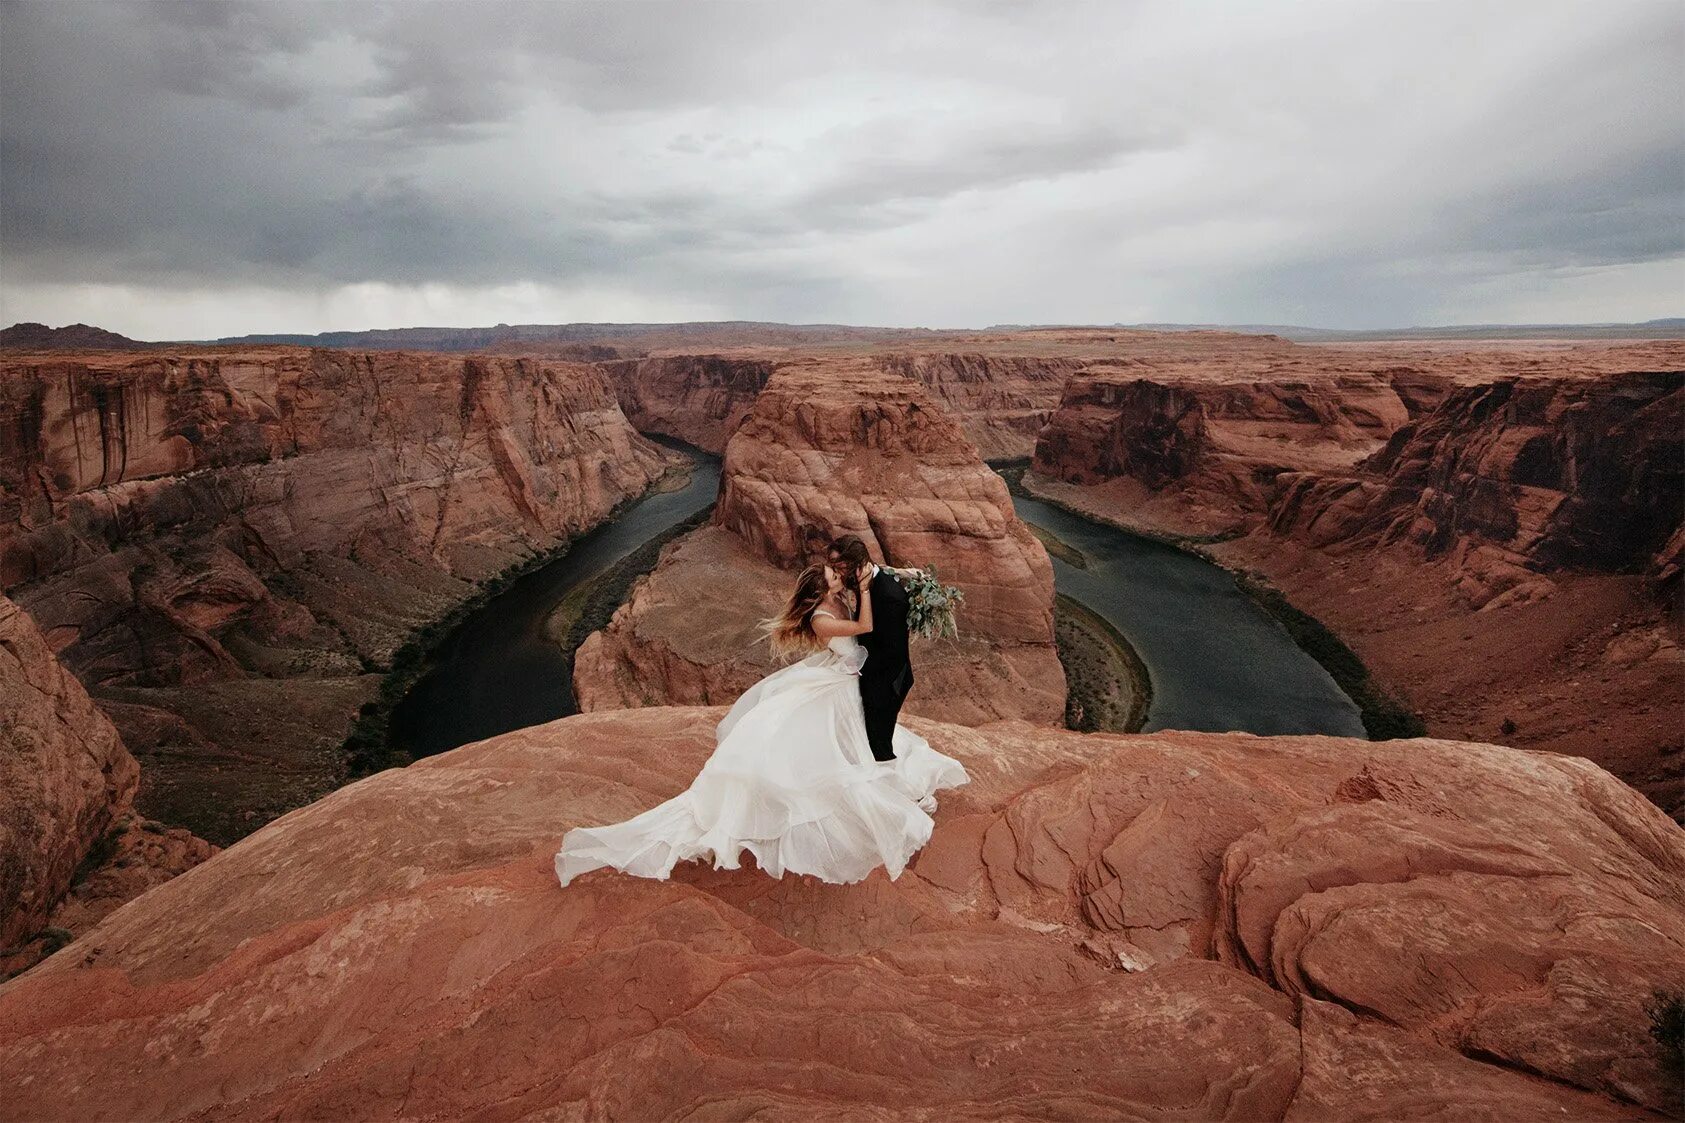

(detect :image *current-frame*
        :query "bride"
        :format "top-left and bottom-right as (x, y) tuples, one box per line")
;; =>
(555, 561), (970, 887)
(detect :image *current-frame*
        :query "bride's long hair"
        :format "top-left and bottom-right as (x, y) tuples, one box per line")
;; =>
(760, 563), (837, 659)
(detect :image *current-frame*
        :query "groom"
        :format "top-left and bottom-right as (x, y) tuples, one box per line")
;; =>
(827, 534), (917, 762)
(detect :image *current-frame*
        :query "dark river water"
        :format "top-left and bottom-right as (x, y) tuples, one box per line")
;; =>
(1009, 490), (1366, 737)
(388, 456), (722, 757)
(390, 448), (1364, 758)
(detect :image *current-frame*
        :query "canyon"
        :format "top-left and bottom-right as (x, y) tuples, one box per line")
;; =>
(1026, 337), (1685, 818)
(1, 593), (214, 977)
(2, 324), (1681, 1119)
(0, 346), (678, 850)
(1, 705), (1678, 1118)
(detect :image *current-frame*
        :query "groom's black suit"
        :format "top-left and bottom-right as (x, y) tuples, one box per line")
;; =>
(856, 566), (914, 761)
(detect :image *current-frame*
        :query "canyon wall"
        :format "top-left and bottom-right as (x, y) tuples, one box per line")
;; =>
(0, 594), (137, 948)
(877, 352), (1084, 460)
(0, 594), (213, 975)
(1, 706), (1678, 1118)
(1022, 340), (1685, 819)
(1031, 370), (1414, 537)
(598, 349), (1084, 461)
(1267, 370), (1684, 608)
(598, 354), (780, 453)
(577, 360), (1066, 725)
(0, 348), (678, 842)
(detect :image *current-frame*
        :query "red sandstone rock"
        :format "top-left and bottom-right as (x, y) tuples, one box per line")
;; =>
(1032, 369), (1414, 536)
(1267, 371), (1684, 608)
(579, 360), (1066, 723)
(0, 707), (1672, 1118)
(878, 352), (1084, 460)
(0, 348), (678, 842)
(599, 353), (780, 452)
(0, 594), (137, 947)
(0, 594), (215, 977)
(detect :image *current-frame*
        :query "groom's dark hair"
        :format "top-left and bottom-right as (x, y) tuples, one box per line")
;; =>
(827, 535), (871, 569)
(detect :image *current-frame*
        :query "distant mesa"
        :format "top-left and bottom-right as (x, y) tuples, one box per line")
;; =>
(3, 318), (1680, 355)
(0, 322), (152, 351)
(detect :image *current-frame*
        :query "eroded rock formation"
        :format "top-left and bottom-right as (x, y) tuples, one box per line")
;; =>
(1032, 370), (1415, 536)
(1, 706), (1676, 1119)
(599, 353), (780, 453)
(0, 595), (137, 947)
(1023, 340), (1685, 820)
(1267, 370), (1684, 609)
(877, 352), (1084, 460)
(0, 348), (678, 842)
(0, 594), (214, 974)
(578, 360), (1066, 725)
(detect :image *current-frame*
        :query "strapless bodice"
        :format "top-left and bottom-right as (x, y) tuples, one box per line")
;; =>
(813, 610), (867, 674)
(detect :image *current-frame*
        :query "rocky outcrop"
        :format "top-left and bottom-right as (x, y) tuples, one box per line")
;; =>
(0, 594), (214, 973)
(877, 352), (1085, 460)
(0, 595), (137, 947)
(0, 348), (678, 842)
(1032, 370), (1414, 536)
(579, 361), (1067, 724)
(598, 354), (780, 453)
(1268, 370), (1685, 609)
(1, 706), (1676, 1118)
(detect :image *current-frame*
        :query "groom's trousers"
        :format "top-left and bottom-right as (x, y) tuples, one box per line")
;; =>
(859, 666), (913, 762)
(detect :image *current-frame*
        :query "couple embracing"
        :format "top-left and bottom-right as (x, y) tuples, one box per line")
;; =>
(555, 534), (970, 888)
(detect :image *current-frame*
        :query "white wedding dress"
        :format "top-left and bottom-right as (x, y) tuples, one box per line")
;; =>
(554, 610), (970, 887)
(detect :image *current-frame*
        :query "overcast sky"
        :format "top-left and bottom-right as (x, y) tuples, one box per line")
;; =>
(1, 0), (1680, 338)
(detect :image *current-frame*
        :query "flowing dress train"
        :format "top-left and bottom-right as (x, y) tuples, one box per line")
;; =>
(554, 612), (968, 886)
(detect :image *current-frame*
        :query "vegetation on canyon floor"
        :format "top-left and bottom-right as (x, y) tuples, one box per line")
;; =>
(1055, 593), (1151, 733)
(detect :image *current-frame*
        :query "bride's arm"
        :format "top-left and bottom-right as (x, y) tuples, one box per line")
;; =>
(811, 580), (873, 638)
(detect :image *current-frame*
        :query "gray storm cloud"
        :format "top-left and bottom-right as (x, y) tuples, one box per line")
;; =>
(0, 0), (1679, 337)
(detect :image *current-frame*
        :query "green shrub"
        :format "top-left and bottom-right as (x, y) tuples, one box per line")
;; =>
(1647, 988), (1685, 1083)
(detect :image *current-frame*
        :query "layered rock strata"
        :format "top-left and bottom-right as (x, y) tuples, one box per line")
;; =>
(1, 706), (1677, 1118)
(1, 594), (213, 975)
(876, 352), (1085, 460)
(0, 348), (677, 841)
(578, 361), (1066, 725)
(1024, 343), (1685, 819)
(598, 354), (780, 453)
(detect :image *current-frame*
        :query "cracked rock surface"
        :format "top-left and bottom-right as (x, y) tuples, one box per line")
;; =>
(2, 706), (1677, 1119)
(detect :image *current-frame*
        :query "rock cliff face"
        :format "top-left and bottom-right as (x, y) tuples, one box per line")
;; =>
(0, 594), (213, 973)
(598, 354), (780, 453)
(1032, 370), (1415, 536)
(1, 706), (1677, 1119)
(578, 361), (1066, 724)
(0, 348), (677, 842)
(877, 352), (1084, 460)
(0, 595), (137, 948)
(1268, 370), (1685, 608)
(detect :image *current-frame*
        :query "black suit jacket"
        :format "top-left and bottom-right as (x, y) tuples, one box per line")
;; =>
(857, 567), (913, 697)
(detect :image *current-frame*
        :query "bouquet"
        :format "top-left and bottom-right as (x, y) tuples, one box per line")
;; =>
(899, 565), (966, 640)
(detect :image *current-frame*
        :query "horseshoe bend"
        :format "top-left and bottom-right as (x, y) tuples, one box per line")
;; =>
(2, 325), (1682, 1119)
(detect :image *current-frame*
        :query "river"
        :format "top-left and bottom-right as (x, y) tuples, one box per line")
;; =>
(387, 455), (722, 758)
(390, 447), (1364, 758)
(1008, 489), (1366, 737)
